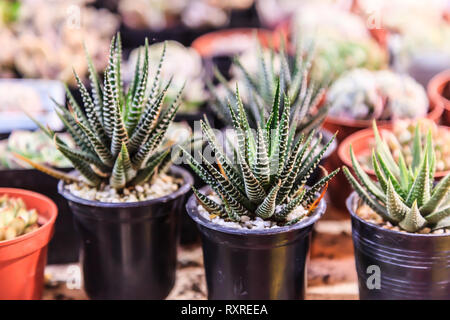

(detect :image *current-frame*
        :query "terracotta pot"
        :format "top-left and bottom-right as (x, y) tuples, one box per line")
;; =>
(0, 188), (58, 300)
(323, 100), (443, 143)
(428, 69), (450, 125)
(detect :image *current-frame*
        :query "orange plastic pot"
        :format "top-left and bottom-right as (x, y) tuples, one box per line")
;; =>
(428, 69), (450, 125)
(0, 188), (57, 300)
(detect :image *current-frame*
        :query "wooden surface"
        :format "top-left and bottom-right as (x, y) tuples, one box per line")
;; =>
(43, 204), (359, 300)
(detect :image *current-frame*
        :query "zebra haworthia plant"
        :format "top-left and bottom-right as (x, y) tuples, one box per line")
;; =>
(21, 35), (183, 191)
(181, 85), (338, 225)
(210, 38), (329, 135)
(343, 122), (450, 233)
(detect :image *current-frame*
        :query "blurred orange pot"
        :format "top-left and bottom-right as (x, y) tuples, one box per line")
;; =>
(0, 188), (57, 300)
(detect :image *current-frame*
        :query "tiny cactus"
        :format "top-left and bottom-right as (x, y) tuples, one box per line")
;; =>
(343, 122), (450, 233)
(181, 86), (338, 224)
(0, 195), (39, 241)
(22, 35), (183, 191)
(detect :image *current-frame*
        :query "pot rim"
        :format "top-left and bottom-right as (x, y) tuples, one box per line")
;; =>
(186, 185), (326, 236)
(0, 187), (58, 247)
(427, 69), (450, 110)
(325, 101), (444, 128)
(338, 124), (450, 178)
(57, 165), (193, 208)
(346, 192), (450, 239)
(191, 27), (278, 57)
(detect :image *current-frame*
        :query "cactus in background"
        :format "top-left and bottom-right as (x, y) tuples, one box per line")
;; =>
(21, 35), (184, 191)
(343, 122), (450, 233)
(0, 195), (39, 241)
(327, 69), (429, 121)
(181, 85), (338, 224)
(210, 39), (329, 135)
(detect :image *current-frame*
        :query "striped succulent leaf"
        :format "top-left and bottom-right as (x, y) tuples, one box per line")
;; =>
(22, 35), (182, 191)
(344, 122), (450, 232)
(184, 87), (337, 224)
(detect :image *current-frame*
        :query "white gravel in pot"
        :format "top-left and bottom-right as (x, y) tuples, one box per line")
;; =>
(197, 193), (308, 230)
(356, 203), (450, 235)
(65, 173), (182, 203)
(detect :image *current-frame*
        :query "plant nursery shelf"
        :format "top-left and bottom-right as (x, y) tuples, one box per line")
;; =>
(43, 205), (358, 300)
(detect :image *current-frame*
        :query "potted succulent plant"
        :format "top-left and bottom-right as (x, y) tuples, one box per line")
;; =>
(339, 119), (450, 180)
(0, 130), (79, 264)
(184, 85), (338, 300)
(336, 120), (450, 211)
(0, 188), (57, 299)
(343, 125), (450, 299)
(209, 40), (336, 185)
(325, 69), (444, 209)
(428, 69), (450, 125)
(22, 35), (194, 300)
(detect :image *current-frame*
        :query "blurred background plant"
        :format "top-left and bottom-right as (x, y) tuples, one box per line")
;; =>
(326, 69), (429, 121)
(0, 0), (118, 83)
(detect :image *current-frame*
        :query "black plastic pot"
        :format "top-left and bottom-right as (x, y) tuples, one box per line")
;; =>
(58, 166), (193, 300)
(347, 192), (450, 300)
(0, 168), (79, 264)
(186, 186), (326, 300)
(228, 3), (261, 29)
(179, 163), (205, 244)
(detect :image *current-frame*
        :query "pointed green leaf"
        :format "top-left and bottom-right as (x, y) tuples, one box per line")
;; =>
(398, 200), (427, 232)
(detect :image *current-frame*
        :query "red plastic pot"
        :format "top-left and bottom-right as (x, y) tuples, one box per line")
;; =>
(0, 188), (57, 300)
(428, 69), (450, 125)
